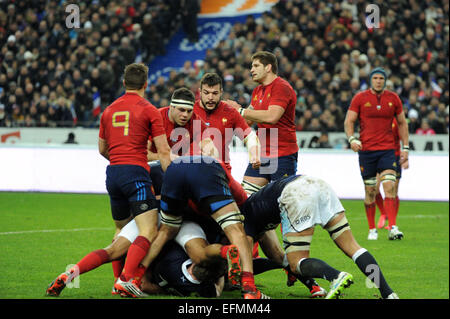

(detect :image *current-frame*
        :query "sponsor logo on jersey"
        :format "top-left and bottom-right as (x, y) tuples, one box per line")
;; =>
(364, 102), (372, 107)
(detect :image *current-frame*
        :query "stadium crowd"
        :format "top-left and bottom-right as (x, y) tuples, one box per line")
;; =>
(0, 0), (448, 135)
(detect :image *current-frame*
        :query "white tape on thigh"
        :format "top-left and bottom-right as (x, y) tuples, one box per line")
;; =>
(241, 180), (262, 195)
(160, 211), (183, 228)
(380, 173), (396, 184)
(214, 211), (244, 230)
(364, 177), (377, 186)
(282, 235), (312, 253)
(325, 215), (350, 240)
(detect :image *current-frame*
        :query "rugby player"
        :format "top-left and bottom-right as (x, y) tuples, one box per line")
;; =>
(240, 174), (399, 299)
(97, 63), (171, 289)
(194, 72), (261, 174)
(226, 51), (298, 194)
(147, 87), (218, 160)
(133, 156), (269, 299)
(344, 67), (409, 240)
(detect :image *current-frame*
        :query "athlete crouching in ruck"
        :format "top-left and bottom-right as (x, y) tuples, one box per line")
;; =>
(240, 174), (399, 299)
(135, 156), (269, 299)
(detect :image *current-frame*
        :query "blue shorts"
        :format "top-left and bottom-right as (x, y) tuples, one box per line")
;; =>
(160, 156), (234, 216)
(106, 165), (158, 221)
(358, 150), (397, 180)
(149, 161), (164, 196)
(244, 152), (298, 182)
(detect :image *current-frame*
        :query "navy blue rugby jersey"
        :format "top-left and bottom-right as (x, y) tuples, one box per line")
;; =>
(241, 175), (300, 239)
(151, 241), (217, 297)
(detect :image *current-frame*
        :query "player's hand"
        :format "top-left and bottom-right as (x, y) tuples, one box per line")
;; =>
(224, 99), (241, 111)
(400, 150), (409, 167)
(251, 159), (261, 169)
(348, 136), (362, 152)
(350, 141), (362, 152)
(248, 145), (261, 169)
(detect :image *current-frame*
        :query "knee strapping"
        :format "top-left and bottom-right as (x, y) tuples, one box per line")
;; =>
(326, 216), (351, 240)
(363, 177), (377, 186)
(160, 211), (183, 228)
(380, 173), (396, 184)
(241, 180), (262, 195)
(283, 235), (312, 254)
(214, 211), (244, 230)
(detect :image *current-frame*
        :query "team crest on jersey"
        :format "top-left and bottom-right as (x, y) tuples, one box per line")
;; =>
(389, 102), (393, 107)
(364, 102), (371, 107)
(222, 118), (228, 125)
(393, 162), (397, 167)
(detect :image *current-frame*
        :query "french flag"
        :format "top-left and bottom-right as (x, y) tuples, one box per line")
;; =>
(70, 102), (78, 125)
(92, 91), (101, 117)
(431, 80), (442, 98)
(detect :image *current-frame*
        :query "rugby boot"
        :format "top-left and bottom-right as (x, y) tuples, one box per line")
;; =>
(225, 245), (242, 289)
(46, 271), (72, 297)
(325, 272), (354, 299)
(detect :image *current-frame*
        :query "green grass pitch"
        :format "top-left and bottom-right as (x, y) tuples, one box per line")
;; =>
(0, 192), (448, 299)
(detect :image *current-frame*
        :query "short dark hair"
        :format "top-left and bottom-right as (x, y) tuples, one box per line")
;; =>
(171, 87), (195, 103)
(251, 51), (278, 74)
(124, 63), (148, 90)
(200, 73), (222, 90)
(192, 256), (227, 283)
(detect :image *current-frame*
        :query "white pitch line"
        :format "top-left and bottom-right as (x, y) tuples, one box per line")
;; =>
(0, 227), (112, 236)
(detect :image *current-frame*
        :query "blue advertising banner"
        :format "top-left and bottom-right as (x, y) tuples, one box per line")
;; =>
(147, 15), (249, 84)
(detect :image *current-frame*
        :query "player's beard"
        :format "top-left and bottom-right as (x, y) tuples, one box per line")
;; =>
(201, 99), (220, 112)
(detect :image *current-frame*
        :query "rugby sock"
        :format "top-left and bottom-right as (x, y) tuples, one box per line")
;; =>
(375, 193), (386, 216)
(252, 258), (281, 275)
(364, 203), (376, 229)
(134, 264), (147, 282)
(121, 236), (150, 281)
(296, 258), (341, 282)
(71, 249), (110, 276)
(241, 271), (256, 292)
(112, 256), (125, 280)
(352, 248), (393, 299)
(294, 273), (318, 291)
(384, 197), (397, 228)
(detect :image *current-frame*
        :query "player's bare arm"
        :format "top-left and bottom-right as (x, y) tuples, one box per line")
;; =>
(98, 137), (109, 160)
(243, 130), (261, 169)
(199, 137), (220, 158)
(227, 99), (285, 125)
(344, 110), (362, 152)
(396, 112), (410, 165)
(152, 134), (172, 171)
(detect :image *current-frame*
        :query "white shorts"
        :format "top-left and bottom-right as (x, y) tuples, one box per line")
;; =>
(118, 217), (207, 252)
(278, 175), (345, 235)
